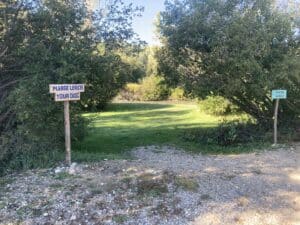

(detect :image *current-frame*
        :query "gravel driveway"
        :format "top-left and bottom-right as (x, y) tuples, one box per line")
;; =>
(0, 145), (299, 225)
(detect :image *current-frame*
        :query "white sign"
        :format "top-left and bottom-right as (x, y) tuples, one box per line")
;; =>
(49, 84), (85, 94)
(49, 84), (85, 102)
(49, 84), (85, 165)
(55, 92), (81, 102)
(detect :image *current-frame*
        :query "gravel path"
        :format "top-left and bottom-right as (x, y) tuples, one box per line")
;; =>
(0, 145), (299, 225)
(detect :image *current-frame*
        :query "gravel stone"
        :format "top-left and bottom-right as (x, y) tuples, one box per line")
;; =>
(0, 144), (299, 225)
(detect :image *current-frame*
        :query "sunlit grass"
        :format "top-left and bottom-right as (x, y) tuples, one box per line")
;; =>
(73, 102), (266, 161)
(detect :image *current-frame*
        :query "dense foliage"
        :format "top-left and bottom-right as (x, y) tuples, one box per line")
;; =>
(0, 0), (142, 173)
(183, 119), (268, 146)
(139, 75), (169, 101)
(115, 45), (148, 83)
(169, 87), (186, 101)
(199, 96), (239, 116)
(157, 0), (300, 126)
(117, 83), (142, 101)
(117, 75), (169, 102)
(116, 46), (171, 101)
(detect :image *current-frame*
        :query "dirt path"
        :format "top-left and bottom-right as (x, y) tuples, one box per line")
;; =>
(0, 145), (299, 225)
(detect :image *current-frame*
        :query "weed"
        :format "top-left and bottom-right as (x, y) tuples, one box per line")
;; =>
(95, 200), (106, 209)
(112, 214), (128, 223)
(175, 176), (199, 192)
(0, 177), (13, 187)
(121, 176), (133, 184)
(90, 187), (103, 195)
(49, 183), (64, 189)
(152, 202), (170, 216)
(101, 181), (119, 193)
(16, 206), (30, 217)
(54, 172), (80, 180)
(221, 173), (236, 181)
(137, 173), (168, 196)
(32, 208), (43, 216)
(65, 191), (72, 196)
(68, 184), (80, 192)
(0, 201), (6, 209)
(200, 194), (212, 200)
(252, 169), (263, 175)
(237, 197), (250, 207)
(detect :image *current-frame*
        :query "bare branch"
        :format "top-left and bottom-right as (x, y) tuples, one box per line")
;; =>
(0, 47), (8, 58)
(0, 78), (25, 91)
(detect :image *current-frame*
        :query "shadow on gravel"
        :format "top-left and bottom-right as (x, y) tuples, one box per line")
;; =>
(189, 151), (300, 225)
(0, 148), (299, 225)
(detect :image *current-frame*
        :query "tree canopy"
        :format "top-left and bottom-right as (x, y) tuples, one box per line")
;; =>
(0, 0), (143, 172)
(157, 0), (300, 125)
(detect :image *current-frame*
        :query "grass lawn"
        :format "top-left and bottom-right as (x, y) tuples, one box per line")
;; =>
(73, 102), (267, 161)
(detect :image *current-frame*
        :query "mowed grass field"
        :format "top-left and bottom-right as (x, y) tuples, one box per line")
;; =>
(73, 102), (260, 161)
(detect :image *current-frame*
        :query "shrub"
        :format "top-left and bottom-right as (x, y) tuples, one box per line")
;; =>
(137, 172), (168, 196)
(117, 76), (170, 102)
(169, 87), (186, 101)
(0, 132), (62, 175)
(0, 0), (140, 173)
(139, 75), (169, 101)
(174, 176), (199, 192)
(183, 120), (267, 146)
(199, 96), (239, 116)
(116, 83), (142, 101)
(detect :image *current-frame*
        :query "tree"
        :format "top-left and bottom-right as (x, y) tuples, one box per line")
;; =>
(115, 44), (148, 82)
(157, 0), (300, 125)
(0, 0), (143, 172)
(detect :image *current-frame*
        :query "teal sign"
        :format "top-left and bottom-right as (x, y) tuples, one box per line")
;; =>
(272, 90), (287, 100)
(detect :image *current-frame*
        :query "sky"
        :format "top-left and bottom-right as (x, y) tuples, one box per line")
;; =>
(122, 0), (165, 45)
(92, 0), (165, 44)
(93, 0), (300, 45)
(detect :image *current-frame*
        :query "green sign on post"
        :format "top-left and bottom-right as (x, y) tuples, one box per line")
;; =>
(272, 90), (287, 100)
(272, 89), (287, 146)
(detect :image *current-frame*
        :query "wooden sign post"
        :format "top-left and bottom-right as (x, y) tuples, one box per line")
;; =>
(64, 101), (71, 165)
(50, 84), (85, 166)
(271, 90), (287, 145)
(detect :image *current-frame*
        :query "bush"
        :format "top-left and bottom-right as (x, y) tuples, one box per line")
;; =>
(169, 87), (186, 101)
(81, 54), (132, 111)
(0, 132), (62, 175)
(0, 0), (140, 173)
(139, 75), (170, 101)
(116, 83), (142, 101)
(116, 76), (170, 101)
(183, 120), (267, 146)
(199, 96), (239, 116)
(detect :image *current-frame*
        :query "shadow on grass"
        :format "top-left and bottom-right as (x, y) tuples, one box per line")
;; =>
(91, 109), (193, 126)
(74, 102), (269, 159)
(106, 103), (174, 112)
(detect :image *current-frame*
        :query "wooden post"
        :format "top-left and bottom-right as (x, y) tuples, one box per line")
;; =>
(273, 99), (279, 145)
(64, 101), (71, 166)
(50, 84), (84, 166)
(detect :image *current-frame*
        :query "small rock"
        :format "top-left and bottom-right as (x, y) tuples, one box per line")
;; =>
(43, 213), (49, 217)
(70, 214), (76, 220)
(54, 167), (65, 174)
(68, 163), (82, 175)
